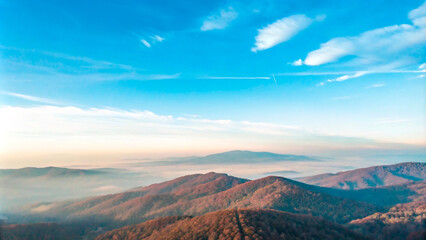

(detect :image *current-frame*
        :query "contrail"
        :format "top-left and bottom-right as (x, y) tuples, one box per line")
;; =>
(272, 74), (277, 85)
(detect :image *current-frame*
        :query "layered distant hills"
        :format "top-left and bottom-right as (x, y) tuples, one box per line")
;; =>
(2, 160), (425, 240)
(16, 173), (380, 225)
(96, 209), (365, 240)
(299, 162), (426, 190)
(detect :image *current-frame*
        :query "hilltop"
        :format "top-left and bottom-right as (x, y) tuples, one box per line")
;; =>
(96, 209), (365, 240)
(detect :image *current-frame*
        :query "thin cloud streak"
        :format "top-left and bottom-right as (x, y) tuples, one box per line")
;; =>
(317, 71), (368, 86)
(1, 57), (180, 82)
(200, 76), (271, 80)
(274, 69), (426, 76)
(274, 68), (426, 86)
(141, 39), (151, 48)
(151, 35), (164, 42)
(0, 45), (133, 71)
(366, 83), (386, 88)
(1, 92), (62, 105)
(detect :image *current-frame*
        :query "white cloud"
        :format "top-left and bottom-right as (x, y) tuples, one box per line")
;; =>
(366, 83), (385, 88)
(330, 71), (368, 82)
(140, 39), (151, 48)
(135, 73), (181, 81)
(151, 35), (164, 42)
(1, 92), (61, 105)
(408, 1), (426, 21)
(200, 76), (270, 80)
(317, 71), (368, 86)
(275, 69), (426, 76)
(251, 14), (320, 52)
(201, 7), (238, 31)
(304, 2), (426, 66)
(138, 34), (164, 48)
(291, 59), (303, 66)
(419, 63), (426, 69)
(304, 37), (354, 65)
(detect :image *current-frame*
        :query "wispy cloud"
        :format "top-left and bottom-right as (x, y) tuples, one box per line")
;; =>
(418, 63), (426, 77)
(303, 2), (426, 66)
(276, 71), (354, 76)
(0, 45), (133, 71)
(252, 14), (325, 52)
(201, 7), (238, 31)
(151, 35), (164, 42)
(130, 73), (181, 81)
(317, 71), (368, 86)
(366, 83), (385, 88)
(140, 34), (165, 48)
(1, 64), (181, 82)
(140, 39), (151, 48)
(275, 68), (426, 77)
(329, 71), (368, 82)
(273, 65), (425, 86)
(0, 47), (179, 82)
(1, 92), (61, 105)
(200, 76), (271, 80)
(82, 72), (181, 81)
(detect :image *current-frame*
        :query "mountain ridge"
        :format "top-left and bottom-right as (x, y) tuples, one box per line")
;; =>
(299, 162), (426, 190)
(95, 209), (366, 240)
(16, 173), (380, 225)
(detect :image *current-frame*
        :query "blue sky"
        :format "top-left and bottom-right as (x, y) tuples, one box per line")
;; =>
(0, 0), (425, 169)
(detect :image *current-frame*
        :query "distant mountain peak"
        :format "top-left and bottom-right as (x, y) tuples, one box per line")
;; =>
(183, 150), (317, 164)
